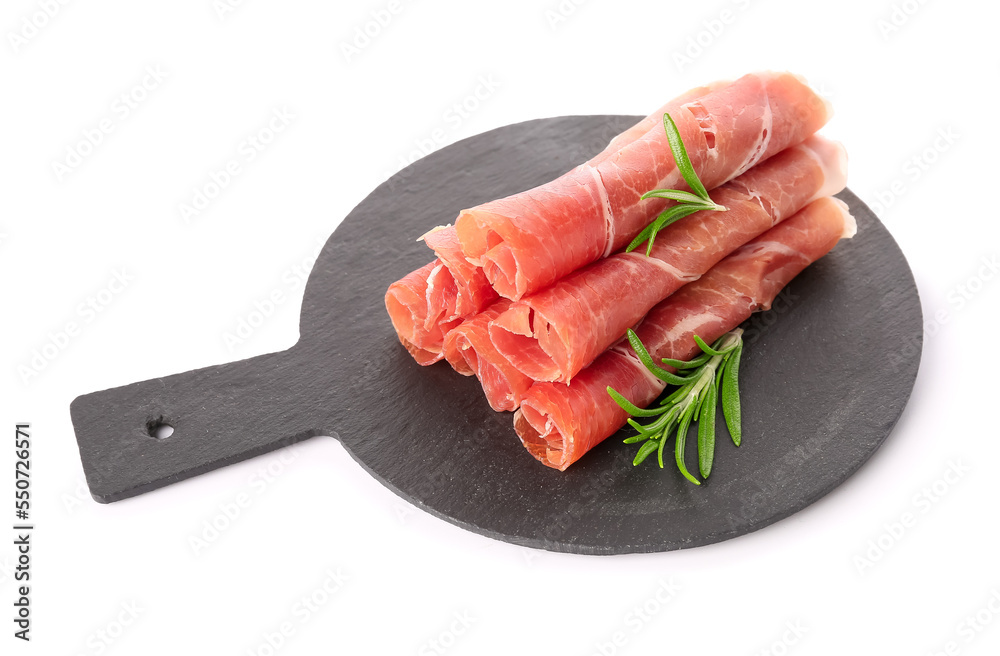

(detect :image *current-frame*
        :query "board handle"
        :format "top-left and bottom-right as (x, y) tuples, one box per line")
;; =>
(70, 348), (331, 503)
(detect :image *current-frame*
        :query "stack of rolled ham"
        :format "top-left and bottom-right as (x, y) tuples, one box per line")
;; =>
(385, 71), (856, 471)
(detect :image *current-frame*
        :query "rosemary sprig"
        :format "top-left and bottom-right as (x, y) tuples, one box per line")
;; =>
(627, 113), (727, 255)
(607, 328), (744, 485)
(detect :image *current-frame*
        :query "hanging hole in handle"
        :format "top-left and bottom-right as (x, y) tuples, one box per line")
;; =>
(146, 417), (174, 440)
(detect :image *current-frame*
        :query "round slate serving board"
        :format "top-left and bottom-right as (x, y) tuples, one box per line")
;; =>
(70, 115), (923, 555)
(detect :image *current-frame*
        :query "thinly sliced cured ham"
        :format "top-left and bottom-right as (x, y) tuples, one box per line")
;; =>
(592, 79), (729, 165)
(443, 299), (534, 412)
(384, 260), (463, 365)
(422, 226), (499, 318)
(386, 227), (499, 366)
(489, 135), (847, 384)
(513, 196), (856, 471)
(455, 72), (832, 300)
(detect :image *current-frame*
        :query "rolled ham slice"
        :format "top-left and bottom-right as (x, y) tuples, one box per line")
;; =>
(421, 226), (499, 319)
(513, 196), (856, 471)
(443, 299), (535, 412)
(385, 228), (498, 366)
(489, 135), (847, 384)
(455, 71), (832, 300)
(592, 79), (730, 165)
(384, 260), (464, 365)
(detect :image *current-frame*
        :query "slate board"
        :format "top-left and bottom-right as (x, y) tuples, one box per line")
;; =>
(70, 115), (923, 555)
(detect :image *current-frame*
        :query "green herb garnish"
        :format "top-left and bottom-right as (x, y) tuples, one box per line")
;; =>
(627, 113), (727, 255)
(607, 328), (744, 485)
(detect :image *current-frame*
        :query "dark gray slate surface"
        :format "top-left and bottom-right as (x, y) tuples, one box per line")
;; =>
(70, 115), (922, 554)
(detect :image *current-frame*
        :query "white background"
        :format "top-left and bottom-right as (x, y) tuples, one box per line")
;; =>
(2, 0), (999, 653)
